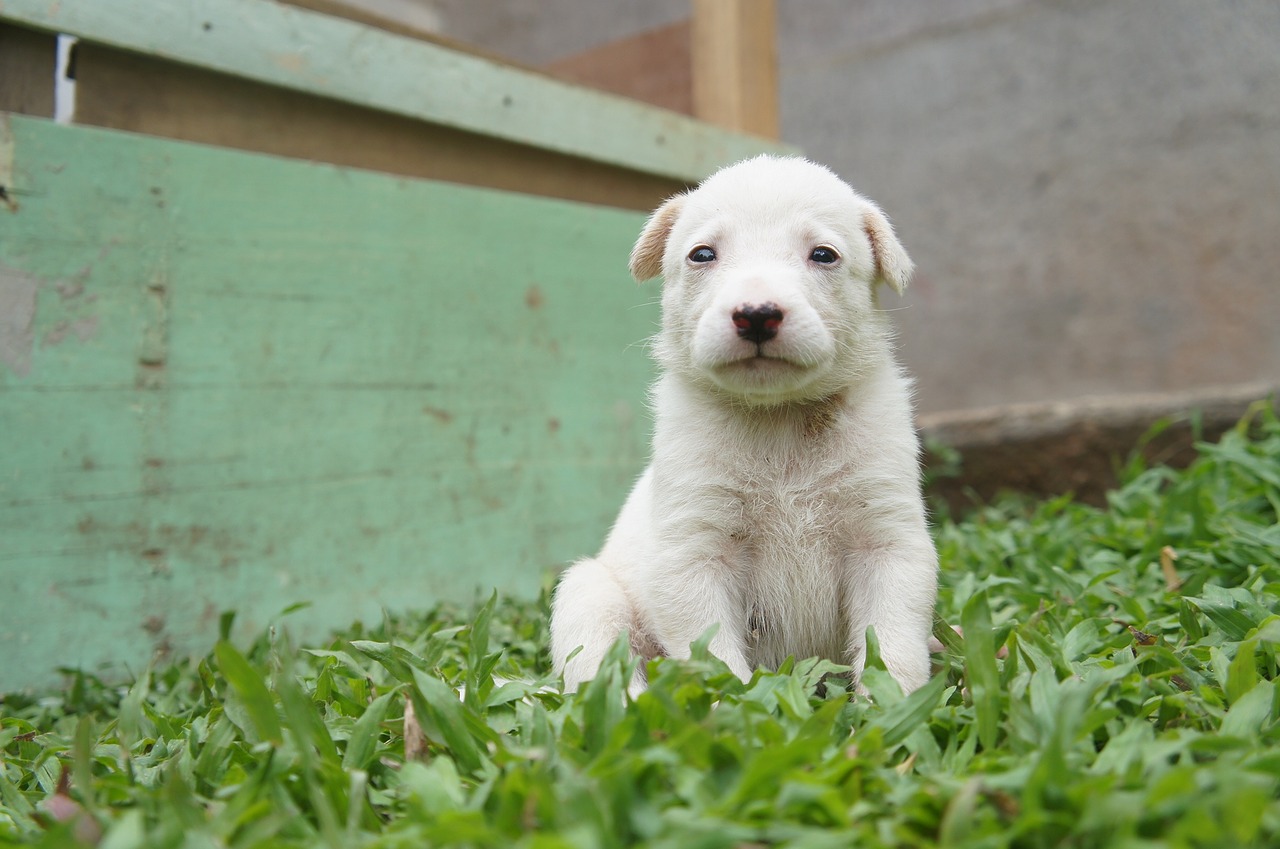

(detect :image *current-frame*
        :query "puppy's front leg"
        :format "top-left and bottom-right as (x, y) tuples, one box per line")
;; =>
(843, 542), (938, 694)
(641, 535), (753, 682)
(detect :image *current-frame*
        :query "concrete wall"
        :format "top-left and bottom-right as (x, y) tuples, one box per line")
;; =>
(779, 0), (1280, 412)
(397, 0), (1280, 414)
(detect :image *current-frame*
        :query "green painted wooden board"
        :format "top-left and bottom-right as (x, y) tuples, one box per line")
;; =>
(0, 114), (659, 692)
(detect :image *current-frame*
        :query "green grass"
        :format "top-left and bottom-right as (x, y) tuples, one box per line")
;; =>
(3, 404), (1280, 848)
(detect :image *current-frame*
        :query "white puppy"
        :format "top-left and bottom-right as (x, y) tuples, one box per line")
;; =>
(550, 155), (937, 695)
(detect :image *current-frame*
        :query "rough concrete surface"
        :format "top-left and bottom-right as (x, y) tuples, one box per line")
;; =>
(919, 380), (1280, 512)
(781, 0), (1280, 413)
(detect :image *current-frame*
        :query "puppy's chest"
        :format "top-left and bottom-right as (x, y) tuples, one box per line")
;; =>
(730, 470), (855, 664)
(731, 462), (859, 554)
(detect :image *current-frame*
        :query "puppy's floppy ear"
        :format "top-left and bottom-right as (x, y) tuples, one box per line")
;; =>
(629, 194), (685, 282)
(861, 207), (914, 295)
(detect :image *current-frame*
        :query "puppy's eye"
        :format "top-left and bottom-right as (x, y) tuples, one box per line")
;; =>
(809, 246), (840, 264)
(688, 245), (717, 263)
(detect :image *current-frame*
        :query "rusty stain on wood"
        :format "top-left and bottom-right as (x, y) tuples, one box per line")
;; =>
(524, 285), (544, 310)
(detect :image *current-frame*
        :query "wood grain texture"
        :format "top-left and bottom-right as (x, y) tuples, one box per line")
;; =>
(692, 0), (779, 138)
(0, 25), (56, 117)
(0, 115), (659, 691)
(0, 0), (795, 182)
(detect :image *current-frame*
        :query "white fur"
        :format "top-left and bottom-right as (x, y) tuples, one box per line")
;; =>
(550, 155), (938, 695)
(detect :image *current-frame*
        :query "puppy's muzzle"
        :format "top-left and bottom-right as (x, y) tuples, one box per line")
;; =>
(732, 303), (784, 345)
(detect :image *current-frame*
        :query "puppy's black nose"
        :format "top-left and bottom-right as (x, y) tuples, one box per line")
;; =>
(732, 303), (784, 344)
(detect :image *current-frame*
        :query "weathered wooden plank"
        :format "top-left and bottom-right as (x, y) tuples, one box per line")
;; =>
(0, 0), (795, 182)
(0, 25), (55, 117)
(279, 0), (485, 55)
(0, 115), (658, 692)
(692, 0), (780, 138)
(71, 43), (688, 212)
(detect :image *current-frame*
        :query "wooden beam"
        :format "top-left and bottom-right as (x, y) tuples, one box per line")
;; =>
(691, 0), (779, 139)
(277, 0), (530, 71)
(72, 43), (689, 211)
(279, 0), (460, 47)
(0, 0), (796, 183)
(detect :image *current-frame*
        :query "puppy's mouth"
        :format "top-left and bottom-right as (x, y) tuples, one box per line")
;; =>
(741, 335), (800, 359)
(742, 349), (788, 365)
(719, 348), (807, 372)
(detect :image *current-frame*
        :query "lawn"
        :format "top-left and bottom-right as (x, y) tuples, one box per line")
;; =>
(2, 404), (1279, 848)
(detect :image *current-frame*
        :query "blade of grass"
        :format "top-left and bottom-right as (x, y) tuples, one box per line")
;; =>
(342, 690), (398, 771)
(961, 591), (1001, 751)
(407, 669), (487, 775)
(465, 592), (497, 711)
(71, 715), (96, 812)
(865, 673), (950, 749)
(1221, 680), (1278, 738)
(348, 641), (422, 683)
(1227, 639), (1259, 706)
(214, 641), (283, 746)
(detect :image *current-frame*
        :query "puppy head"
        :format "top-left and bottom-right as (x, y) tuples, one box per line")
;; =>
(631, 155), (913, 404)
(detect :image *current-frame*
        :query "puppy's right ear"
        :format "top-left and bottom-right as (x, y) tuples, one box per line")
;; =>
(629, 194), (685, 282)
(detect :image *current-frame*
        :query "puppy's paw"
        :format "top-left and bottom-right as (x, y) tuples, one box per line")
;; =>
(881, 644), (932, 695)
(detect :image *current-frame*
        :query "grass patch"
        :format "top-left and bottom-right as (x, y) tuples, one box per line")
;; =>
(3, 404), (1280, 847)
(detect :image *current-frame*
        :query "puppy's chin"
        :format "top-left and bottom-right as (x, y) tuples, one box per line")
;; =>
(698, 353), (831, 404)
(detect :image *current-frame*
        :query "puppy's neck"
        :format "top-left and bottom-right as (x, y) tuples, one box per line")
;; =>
(660, 372), (862, 441)
(797, 391), (846, 438)
(733, 389), (849, 441)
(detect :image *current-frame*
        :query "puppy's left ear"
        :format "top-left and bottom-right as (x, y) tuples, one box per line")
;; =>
(630, 194), (685, 282)
(862, 207), (914, 295)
